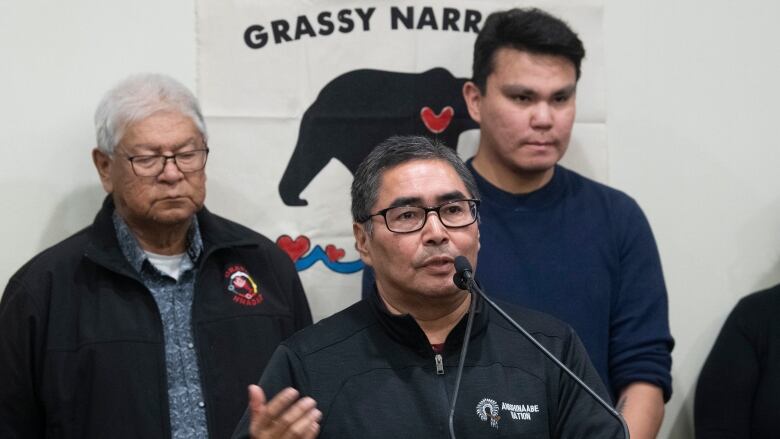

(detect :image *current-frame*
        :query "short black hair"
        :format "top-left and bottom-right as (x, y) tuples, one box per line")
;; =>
(472, 8), (585, 91)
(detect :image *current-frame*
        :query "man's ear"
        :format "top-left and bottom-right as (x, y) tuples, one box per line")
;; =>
(353, 222), (373, 267)
(462, 81), (484, 124)
(92, 148), (114, 193)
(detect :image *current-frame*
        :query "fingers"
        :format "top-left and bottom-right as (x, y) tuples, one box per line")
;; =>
(248, 386), (321, 439)
(248, 385), (268, 434)
(284, 401), (321, 439)
(265, 387), (304, 420)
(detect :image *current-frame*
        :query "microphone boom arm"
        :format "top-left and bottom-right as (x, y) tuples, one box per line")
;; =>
(455, 262), (629, 439)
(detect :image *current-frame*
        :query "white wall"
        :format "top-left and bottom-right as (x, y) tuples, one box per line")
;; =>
(605, 1), (780, 437)
(2, 1), (779, 438)
(0, 0), (196, 282)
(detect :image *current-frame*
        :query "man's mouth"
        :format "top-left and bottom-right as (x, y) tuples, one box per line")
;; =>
(525, 140), (556, 147)
(418, 255), (455, 270)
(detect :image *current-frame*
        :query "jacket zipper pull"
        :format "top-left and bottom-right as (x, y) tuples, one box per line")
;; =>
(435, 353), (444, 375)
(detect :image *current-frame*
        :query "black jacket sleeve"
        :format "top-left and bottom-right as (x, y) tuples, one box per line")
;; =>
(694, 298), (760, 438)
(555, 327), (624, 439)
(0, 279), (45, 438)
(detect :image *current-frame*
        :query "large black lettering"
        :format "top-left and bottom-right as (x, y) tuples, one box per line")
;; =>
(317, 11), (334, 35)
(271, 19), (292, 44)
(442, 8), (460, 31)
(354, 7), (375, 31)
(390, 6), (414, 30)
(337, 9), (354, 33)
(416, 7), (438, 30)
(294, 15), (317, 40)
(464, 9), (482, 33)
(244, 25), (268, 49)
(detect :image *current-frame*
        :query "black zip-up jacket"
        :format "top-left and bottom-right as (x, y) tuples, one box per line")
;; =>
(233, 291), (623, 438)
(0, 197), (312, 439)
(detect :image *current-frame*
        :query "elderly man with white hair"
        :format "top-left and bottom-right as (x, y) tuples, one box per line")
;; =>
(0, 74), (312, 439)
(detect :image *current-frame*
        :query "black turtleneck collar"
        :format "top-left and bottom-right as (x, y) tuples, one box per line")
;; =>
(366, 285), (488, 357)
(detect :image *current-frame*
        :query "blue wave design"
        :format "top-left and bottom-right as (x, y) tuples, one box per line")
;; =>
(295, 245), (364, 274)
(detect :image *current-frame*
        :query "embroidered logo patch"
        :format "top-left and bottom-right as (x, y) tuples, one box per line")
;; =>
(476, 398), (501, 429)
(225, 264), (262, 306)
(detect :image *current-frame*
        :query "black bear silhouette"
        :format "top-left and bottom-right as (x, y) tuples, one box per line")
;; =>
(279, 67), (478, 206)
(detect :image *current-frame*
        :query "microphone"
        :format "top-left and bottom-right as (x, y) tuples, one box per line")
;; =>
(451, 256), (629, 439)
(452, 256), (472, 290)
(446, 256), (477, 439)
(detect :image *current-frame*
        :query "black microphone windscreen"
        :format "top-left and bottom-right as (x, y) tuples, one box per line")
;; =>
(454, 256), (472, 274)
(453, 256), (473, 290)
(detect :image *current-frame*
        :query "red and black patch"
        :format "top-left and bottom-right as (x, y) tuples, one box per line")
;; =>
(224, 264), (263, 306)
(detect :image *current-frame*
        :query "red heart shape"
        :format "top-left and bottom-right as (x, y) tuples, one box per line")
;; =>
(325, 244), (345, 262)
(420, 106), (454, 134)
(276, 235), (311, 262)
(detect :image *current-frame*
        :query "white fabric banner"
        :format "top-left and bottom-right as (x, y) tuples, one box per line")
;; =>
(197, 0), (605, 320)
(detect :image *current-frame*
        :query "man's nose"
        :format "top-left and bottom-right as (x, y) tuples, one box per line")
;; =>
(158, 156), (184, 181)
(421, 211), (449, 245)
(530, 102), (553, 128)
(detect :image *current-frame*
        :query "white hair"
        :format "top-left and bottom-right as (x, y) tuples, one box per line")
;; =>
(94, 73), (207, 154)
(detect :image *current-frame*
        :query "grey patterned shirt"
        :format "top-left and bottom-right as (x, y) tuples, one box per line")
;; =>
(113, 212), (208, 439)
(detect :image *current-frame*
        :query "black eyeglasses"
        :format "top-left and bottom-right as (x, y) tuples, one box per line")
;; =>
(361, 199), (480, 233)
(124, 148), (210, 177)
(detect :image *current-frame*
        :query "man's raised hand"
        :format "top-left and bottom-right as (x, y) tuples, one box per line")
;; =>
(247, 385), (321, 439)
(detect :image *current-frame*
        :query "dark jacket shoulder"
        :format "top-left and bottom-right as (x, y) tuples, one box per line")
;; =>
(10, 225), (91, 274)
(736, 283), (780, 312)
(487, 298), (575, 341)
(196, 208), (296, 271)
(730, 283), (780, 329)
(281, 300), (375, 355)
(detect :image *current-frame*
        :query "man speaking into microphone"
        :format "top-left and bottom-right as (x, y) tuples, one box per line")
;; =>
(233, 136), (623, 438)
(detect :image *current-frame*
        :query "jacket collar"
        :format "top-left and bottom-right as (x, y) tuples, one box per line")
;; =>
(84, 195), (262, 276)
(112, 211), (203, 273)
(83, 196), (137, 278)
(367, 285), (488, 357)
